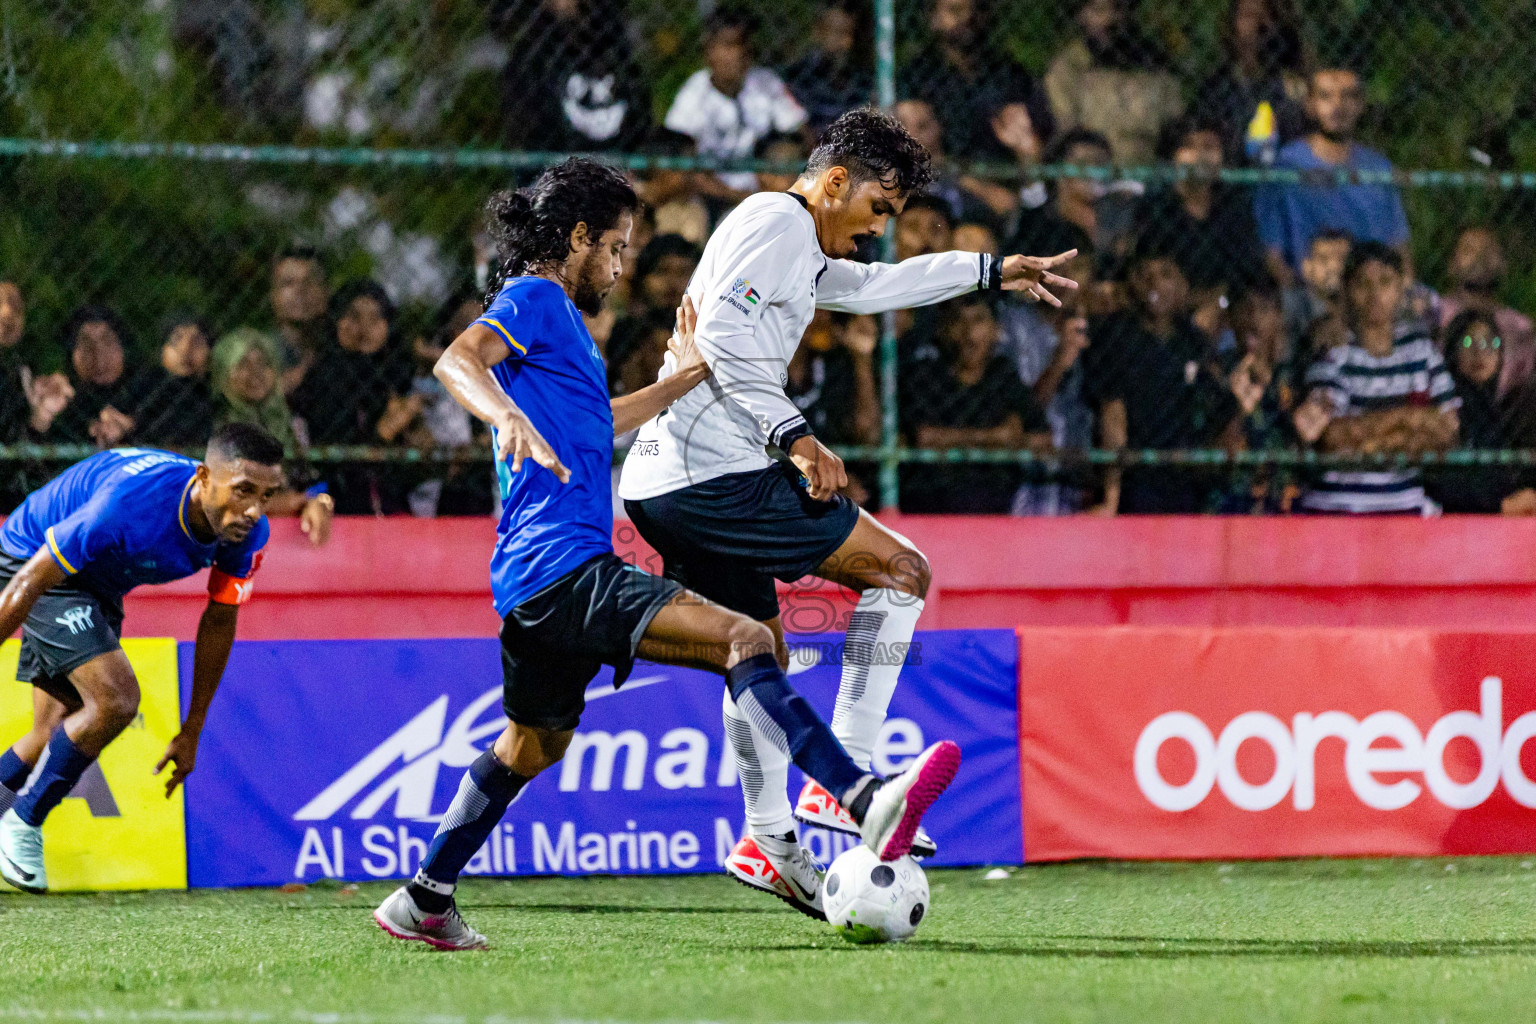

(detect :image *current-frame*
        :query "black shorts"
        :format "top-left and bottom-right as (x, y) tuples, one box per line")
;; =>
(623, 464), (861, 623)
(0, 551), (125, 707)
(500, 552), (684, 732)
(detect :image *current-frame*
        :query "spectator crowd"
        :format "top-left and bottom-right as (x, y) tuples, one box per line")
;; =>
(5, 0), (1536, 517)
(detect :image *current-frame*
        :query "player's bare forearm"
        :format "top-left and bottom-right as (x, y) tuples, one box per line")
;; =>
(435, 324), (520, 430)
(154, 600), (237, 797)
(184, 601), (239, 733)
(611, 363), (710, 436)
(0, 548), (66, 641)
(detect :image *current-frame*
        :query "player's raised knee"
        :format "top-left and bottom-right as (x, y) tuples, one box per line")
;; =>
(891, 544), (932, 601)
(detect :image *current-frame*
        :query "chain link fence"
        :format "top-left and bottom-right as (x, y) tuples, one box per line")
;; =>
(2, 0), (1534, 515)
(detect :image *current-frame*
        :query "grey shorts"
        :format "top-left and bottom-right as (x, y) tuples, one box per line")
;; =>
(0, 550), (125, 707)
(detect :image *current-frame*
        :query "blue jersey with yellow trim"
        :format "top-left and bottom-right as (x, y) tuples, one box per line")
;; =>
(475, 276), (615, 616)
(0, 448), (269, 600)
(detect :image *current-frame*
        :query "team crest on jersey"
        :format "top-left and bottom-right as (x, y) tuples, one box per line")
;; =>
(729, 277), (761, 305)
(721, 277), (760, 314)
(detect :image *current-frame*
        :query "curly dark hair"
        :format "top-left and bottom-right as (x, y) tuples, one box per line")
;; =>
(806, 107), (934, 197)
(484, 157), (638, 305)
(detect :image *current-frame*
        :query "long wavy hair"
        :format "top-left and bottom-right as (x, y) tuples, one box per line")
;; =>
(482, 158), (638, 306)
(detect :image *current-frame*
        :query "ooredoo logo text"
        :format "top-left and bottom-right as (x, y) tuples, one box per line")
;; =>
(1135, 677), (1536, 812)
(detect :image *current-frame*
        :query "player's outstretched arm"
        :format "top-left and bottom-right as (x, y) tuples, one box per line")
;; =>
(435, 324), (570, 483)
(0, 548), (67, 643)
(817, 250), (991, 315)
(611, 296), (712, 436)
(817, 249), (1078, 316)
(155, 600), (239, 797)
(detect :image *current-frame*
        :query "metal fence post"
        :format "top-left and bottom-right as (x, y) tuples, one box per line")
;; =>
(875, 0), (899, 511)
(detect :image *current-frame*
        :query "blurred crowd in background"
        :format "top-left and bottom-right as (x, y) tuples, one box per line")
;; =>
(3, 0), (1534, 517)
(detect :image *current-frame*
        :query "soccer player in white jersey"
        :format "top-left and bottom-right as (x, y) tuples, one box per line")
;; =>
(619, 108), (1076, 916)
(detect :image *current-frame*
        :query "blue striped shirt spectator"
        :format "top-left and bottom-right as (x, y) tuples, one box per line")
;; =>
(1300, 327), (1460, 513)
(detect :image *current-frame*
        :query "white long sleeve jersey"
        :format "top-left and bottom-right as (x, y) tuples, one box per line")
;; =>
(618, 191), (995, 501)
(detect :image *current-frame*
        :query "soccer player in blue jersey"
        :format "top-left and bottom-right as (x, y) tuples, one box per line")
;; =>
(371, 158), (960, 950)
(0, 424), (290, 893)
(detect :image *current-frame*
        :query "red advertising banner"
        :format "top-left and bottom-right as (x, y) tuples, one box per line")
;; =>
(1018, 628), (1536, 861)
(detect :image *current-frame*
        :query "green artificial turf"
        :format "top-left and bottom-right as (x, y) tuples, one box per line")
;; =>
(3, 858), (1536, 1023)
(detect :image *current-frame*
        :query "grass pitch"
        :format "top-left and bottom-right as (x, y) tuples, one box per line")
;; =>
(3, 858), (1536, 1023)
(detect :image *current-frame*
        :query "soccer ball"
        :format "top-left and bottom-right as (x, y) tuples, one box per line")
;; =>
(822, 845), (929, 944)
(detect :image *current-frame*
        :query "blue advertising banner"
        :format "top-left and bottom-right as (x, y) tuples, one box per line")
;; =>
(182, 630), (1021, 888)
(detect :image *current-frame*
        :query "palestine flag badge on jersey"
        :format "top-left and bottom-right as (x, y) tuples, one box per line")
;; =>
(731, 277), (760, 305)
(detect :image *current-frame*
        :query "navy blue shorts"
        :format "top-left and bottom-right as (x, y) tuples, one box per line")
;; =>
(0, 551), (124, 708)
(500, 552), (683, 732)
(623, 464), (861, 623)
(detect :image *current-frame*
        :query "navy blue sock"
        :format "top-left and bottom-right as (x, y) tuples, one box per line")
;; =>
(0, 748), (30, 792)
(0, 748), (31, 815)
(11, 728), (94, 827)
(725, 653), (868, 806)
(409, 750), (530, 911)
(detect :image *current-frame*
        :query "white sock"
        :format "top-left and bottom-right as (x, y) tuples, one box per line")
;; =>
(721, 688), (795, 837)
(832, 588), (924, 771)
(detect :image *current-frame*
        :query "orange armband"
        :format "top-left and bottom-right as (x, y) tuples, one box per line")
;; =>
(208, 551), (263, 606)
(208, 569), (256, 605)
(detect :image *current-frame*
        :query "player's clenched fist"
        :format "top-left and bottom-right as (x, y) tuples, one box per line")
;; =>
(496, 409), (571, 483)
(789, 434), (847, 502)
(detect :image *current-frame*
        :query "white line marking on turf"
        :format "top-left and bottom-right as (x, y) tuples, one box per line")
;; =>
(0, 1012), (871, 1024)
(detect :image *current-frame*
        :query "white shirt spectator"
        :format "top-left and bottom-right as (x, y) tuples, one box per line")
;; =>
(664, 68), (806, 192)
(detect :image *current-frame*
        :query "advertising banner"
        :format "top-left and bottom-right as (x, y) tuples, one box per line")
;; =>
(1019, 628), (1536, 861)
(0, 637), (187, 891)
(184, 629), (1021, 887)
